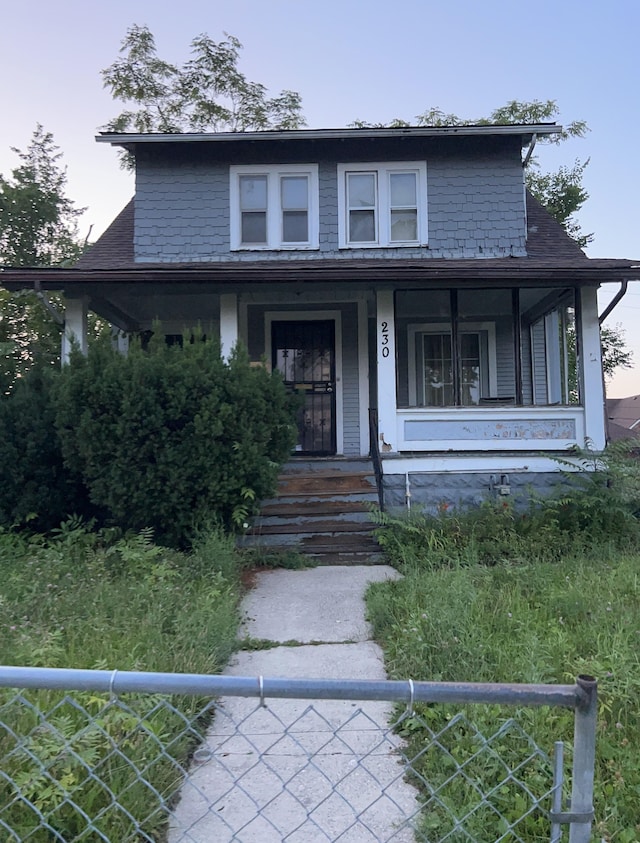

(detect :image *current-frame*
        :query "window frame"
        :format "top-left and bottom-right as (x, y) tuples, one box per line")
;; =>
(407, 322), (497, 407)
(230, 164), (319, 251)
(337, 162), (428, 249)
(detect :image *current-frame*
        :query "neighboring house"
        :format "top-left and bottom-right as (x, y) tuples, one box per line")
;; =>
(607, 395), (640, 442)
(2, 124), (639, 509)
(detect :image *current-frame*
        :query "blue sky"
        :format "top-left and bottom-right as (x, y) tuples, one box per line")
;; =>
(2, 0), (639, 396)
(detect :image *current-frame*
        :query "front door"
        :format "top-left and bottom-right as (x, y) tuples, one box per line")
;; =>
(272, 320), (336, 455)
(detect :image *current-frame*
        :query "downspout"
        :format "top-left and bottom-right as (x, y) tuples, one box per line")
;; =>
(598, 279), (629, 325)
(522, 133), (538, 168)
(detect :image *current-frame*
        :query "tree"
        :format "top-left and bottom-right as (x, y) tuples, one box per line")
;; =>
(0, 125), (85, 267)
(353, 99), (592, 248)
(0, 126), (87, 386)
(102, 25), (305, 159)
(600, 324), (633, 380)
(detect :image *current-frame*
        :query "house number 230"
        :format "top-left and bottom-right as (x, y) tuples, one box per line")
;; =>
(380, 321), (390, 358)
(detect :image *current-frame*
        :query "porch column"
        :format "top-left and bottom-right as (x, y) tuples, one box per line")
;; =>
(61, 297), (88, 364)
(219, 293), (238, 361)
(376, 290), (398, 453)
(580, 286), (606, 451)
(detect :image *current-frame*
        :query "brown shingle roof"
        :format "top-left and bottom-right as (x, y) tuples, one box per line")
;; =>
(525, 193), (587, 260)
(607, 395), (640, 430)
(76, 191), (592, 272)
(76, 199), (134, 270)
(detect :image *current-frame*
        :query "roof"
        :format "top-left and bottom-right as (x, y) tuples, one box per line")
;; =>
(2, 195), (639, 291)
(607, 395), (640, 430)
(97, 123), (562, 152)
(26, 191), (631, 286)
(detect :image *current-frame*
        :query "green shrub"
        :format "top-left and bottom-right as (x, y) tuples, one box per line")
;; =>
(53, 334), (297, 546)
(0, 364), (93, 531)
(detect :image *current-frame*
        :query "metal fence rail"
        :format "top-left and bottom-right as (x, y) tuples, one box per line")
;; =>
(0, 666), (597, 842)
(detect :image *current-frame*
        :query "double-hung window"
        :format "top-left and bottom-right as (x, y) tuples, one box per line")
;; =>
(337, 162), (427, 248)
(230, 165), (319, 250)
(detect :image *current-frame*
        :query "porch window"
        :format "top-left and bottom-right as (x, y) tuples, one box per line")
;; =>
(397, 288), (578, 408)
(230, 165), (319, 250)
(338, 162), (427, 248)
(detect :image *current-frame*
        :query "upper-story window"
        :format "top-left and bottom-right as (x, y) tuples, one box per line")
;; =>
(230, 165), (319, 250)
(337, 162), (428, 248)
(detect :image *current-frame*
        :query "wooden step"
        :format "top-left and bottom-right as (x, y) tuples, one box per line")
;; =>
(242, 459), (384, 564)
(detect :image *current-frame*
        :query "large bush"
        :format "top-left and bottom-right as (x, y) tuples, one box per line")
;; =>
(0, 363), (92, 531)
(53, 335), (296, 546)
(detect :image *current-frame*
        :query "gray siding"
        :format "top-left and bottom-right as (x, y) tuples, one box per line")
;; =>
(495, 317), (516, 399)
(133, 149), (526, 263)
(531, 320), (548, 404)
(341, 305), (360, 456)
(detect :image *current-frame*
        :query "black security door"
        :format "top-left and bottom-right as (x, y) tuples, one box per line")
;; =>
(272, 320), (336, 455)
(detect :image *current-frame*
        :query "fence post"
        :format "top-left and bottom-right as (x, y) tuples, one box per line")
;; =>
(569, 675), (597, 843)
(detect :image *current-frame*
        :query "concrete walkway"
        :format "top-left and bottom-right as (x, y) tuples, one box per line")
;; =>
(169, 565), (420, 842)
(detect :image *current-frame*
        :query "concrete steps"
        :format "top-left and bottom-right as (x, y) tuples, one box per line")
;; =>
(239, 459), (383, 564)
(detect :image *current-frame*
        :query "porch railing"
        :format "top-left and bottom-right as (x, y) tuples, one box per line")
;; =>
(369, 407), (384, 510)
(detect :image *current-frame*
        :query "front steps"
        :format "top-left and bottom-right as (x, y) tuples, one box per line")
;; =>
(240, 459), (383, 564)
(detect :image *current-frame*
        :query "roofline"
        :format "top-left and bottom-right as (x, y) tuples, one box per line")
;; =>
(96, 123), (562, 149)
(3, 259), (639, 290)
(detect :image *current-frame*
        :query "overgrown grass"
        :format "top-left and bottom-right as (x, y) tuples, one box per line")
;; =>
(0, 521), (242, 840)
(367, 447), (640, 840)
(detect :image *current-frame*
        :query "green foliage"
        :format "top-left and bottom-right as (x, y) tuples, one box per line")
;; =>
(0, 125), (84, 267)
(0, 363), (92, 531)
(53, 334), (297, 546)
(367, 552), (640, 840)
(600, 323), (633, 379)
(0, 524), (242, 839)
(375, 442), (640, 572)
(0, 126), (92, 385)
(527, 159), (592, 247)
(368, 445), (640, 838)
(102, 25), (305, 166)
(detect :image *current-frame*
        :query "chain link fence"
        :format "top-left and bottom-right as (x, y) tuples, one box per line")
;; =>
(0, 667), (596, 842)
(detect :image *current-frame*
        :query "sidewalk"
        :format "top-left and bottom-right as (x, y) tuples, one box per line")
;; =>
(169, 565), (420, 842)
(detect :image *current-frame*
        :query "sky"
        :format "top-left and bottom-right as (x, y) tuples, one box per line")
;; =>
(1, 0), (639, 397)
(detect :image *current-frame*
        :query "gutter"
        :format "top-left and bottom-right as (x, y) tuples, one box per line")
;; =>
(96, 123), (562, 148)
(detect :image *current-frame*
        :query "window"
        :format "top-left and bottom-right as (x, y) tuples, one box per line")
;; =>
(408, 323), (496, 407)
(337, 162), (427, 248)
(230, 165), (319, 250)
(397, 288), (578, 409)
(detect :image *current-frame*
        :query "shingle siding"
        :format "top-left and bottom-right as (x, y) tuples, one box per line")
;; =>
(133, 148), (526, 262)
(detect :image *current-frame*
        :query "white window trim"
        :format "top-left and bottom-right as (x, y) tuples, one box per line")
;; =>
(407, 322), (497, 406)
(230, 164), (319, 251)
(337, 162), (428, 249)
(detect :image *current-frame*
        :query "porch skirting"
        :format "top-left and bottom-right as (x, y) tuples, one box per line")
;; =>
(381, 470), (569, 513)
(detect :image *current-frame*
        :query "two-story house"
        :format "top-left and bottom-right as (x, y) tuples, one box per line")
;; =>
(3, 124), (638, 515)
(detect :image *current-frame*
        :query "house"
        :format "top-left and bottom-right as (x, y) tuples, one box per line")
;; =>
(606, 395), (640, 442)
(2, 124), (639, 514)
